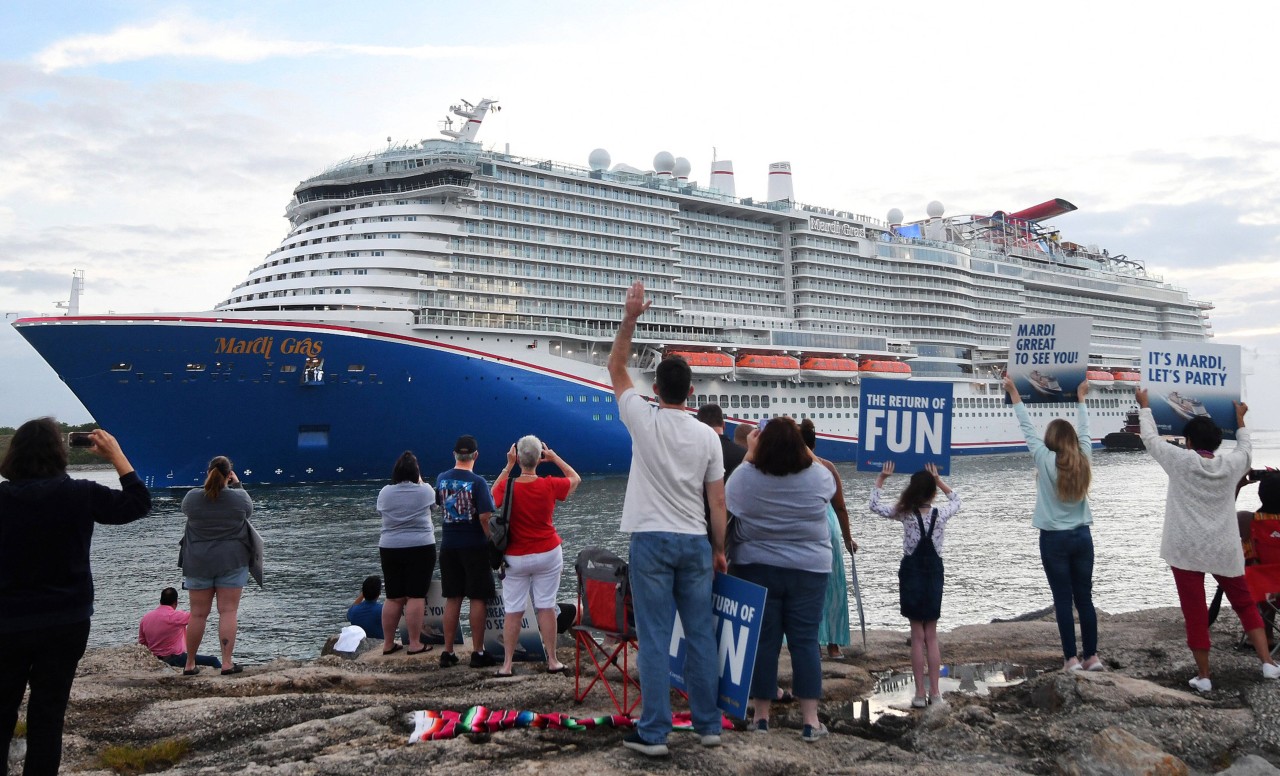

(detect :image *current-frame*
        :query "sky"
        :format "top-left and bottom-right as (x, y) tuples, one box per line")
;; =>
(1, 1), (1277, 428)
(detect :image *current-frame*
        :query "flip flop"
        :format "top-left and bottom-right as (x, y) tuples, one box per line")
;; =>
(382, 644), (403, 656)
(494, 669), (515, 678)
(546, 665), (570, 675)
(406, 645), (433, 655)
(220, 665), (243, 676)
(182, 668), (200, 676)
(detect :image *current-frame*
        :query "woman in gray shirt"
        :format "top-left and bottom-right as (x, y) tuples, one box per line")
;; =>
(726, 417), (835, 743)
(180, 456), (254, 675)
(375, 451), (437, 656)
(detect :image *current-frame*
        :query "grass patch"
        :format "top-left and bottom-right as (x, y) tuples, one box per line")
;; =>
(13, 720), (26, 738)
(98, 738), (190, 774)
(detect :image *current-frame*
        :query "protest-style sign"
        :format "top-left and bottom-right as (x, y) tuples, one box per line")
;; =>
(1005, 317), (1091, 405)
(480, 594), (551, 661)
(857, 377), (953, 474)
(411, 579), (464, 646)
(1140, 340), (1241, 438)
(669, 572), (767, 718)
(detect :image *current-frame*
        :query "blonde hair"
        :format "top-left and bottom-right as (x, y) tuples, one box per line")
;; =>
(1044, 420), (1090, 503)
(203, 456), (232, 501)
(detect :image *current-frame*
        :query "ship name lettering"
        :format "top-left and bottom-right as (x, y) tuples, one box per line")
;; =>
(280, 337), (323, 358)
(214, 336), (274, 359)
(809, 216), (865, 238)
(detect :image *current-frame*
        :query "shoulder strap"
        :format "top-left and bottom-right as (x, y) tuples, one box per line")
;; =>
(923, 507), (939, 538)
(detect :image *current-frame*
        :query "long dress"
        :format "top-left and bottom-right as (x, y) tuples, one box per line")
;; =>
(816, 504), (851, 646)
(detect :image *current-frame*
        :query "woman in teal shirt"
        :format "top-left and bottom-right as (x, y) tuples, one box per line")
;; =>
(1004, 376), (1101, 672)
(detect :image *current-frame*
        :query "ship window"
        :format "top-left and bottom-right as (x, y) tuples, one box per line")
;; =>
(761, 396), (770, 408)
(347, 365), (365, 372)
(298, 424), (330, 449)
(186, 363), (206, 372)
(111, 362), (131, 371)
(280, 365), (297, 373)
(579, 395), (587, 402)
(566, 396), (573, 402)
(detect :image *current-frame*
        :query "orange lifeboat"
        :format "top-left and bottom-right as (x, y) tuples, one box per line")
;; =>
(1112, 370), (1140, 387)
(1087, 370), (1115, 388)
(735, 354), (801, 378)
(859, 360), (911, 380)
(665, 350), (734, 377)
(800, 357), (861, 382)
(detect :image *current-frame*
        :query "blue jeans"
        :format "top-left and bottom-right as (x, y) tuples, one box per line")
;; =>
(161, 652), (223, 669)
(1039, 525), (1097, 660)
(628, 531), (719, 743)
(733, 563), (828, 700)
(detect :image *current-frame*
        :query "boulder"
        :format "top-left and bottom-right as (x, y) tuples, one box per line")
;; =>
(1057, 726), (1189, 776)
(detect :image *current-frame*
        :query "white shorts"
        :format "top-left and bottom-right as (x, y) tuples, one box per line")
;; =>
(501, 545), (564, 613)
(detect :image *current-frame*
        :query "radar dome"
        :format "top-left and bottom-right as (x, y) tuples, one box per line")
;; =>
(673, 156), (692, 179)
(927, 200), (945, 218)
(588, 148), (611, 172)
(653, 151), (676, 173)
(887, 208), (904, 225)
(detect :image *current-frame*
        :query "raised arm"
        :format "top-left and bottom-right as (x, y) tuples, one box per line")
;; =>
(608, 281), (651, 400)
(1135, 388), (1181, 470)
(544, 444), (582, 497)
(1076, 381), (1092, 458)
(869, 461), (901, 519)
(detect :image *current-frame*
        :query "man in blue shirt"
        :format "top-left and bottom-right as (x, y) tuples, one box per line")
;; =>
(346, 576), (384, 639)
(435, 435), (497, 668)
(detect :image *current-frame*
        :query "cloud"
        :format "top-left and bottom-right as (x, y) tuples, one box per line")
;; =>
(33, 15), (517, 73)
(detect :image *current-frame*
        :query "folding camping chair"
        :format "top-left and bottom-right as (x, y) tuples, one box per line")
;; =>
(572, 546), (641, 716)
(1245, 514), (1280, 658)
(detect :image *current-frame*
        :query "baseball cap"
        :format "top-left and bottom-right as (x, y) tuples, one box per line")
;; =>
(454, 435), (478, 455)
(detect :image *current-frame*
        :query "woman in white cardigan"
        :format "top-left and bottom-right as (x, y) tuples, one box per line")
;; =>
(1137, 389), (1280, 692)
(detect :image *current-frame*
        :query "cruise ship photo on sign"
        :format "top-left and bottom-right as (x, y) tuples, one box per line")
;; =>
(13, 97), (1213, 486)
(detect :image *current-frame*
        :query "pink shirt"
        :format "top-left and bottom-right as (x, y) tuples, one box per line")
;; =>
(138, 605), (190, 657)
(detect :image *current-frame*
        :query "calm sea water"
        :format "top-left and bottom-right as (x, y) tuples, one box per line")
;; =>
(70, 432), (1280, 664)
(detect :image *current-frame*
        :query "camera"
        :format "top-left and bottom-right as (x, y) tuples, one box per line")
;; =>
(1248, 468), (1275, 483)
(757, 418), (769, 432)
(68, 431), (94, 448)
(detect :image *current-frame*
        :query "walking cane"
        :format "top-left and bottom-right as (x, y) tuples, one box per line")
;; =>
(849, 552), (868, 652)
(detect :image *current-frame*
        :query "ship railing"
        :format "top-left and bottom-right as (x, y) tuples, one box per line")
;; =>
(294, 177), (474, 205)
(306, 148), (480, 181)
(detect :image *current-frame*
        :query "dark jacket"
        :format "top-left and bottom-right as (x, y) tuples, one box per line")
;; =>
(704, 434), (746, 527)
(0, 472), (152, 633)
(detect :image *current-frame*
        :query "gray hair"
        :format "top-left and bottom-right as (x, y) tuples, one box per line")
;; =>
(453, 451), (477, 463)
(516, 435), (542, 470)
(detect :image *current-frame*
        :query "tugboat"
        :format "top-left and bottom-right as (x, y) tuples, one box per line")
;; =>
(1102, 408), (1145, 451)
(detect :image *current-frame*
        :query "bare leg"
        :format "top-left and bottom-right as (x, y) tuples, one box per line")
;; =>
(909, 620), (927, 701)
(185, 589), (214, 671)
(404, 598), (425, 651)
(500, 612), (522, 674)
(799, 697), (819, 729)
(381, 598), (405, 651)
(535, 607), (563, 670)
(215, 586), (243, 669)
(442, 598), (462, 655)
(468, 598), (489, 652)
(1192, 648), (1211, 679)
(924, 620), (942, 697)
(752, 697), (772, 724)
(1246, 627), (1276, 666)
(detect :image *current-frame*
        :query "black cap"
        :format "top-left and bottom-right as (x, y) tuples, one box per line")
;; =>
(454, 435), (478, 455)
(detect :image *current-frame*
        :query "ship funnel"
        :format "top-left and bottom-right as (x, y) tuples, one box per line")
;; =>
(710, 160), (735, 197)
(766, 162), (793, 202)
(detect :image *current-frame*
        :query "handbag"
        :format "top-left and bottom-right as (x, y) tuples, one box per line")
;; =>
(488, 468), (517, 570)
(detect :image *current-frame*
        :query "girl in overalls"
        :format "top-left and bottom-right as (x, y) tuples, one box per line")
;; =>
(870, 461), (961, 707)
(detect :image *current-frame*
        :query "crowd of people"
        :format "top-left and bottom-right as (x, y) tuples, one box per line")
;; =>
(2, 281), (1277, 771)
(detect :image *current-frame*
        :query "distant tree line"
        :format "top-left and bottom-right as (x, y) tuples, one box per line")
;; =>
(0, 420), (102, 467)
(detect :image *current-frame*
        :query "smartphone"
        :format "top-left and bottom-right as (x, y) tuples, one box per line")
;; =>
(757, 418), (769, 433)
(68, 431), (94, 448)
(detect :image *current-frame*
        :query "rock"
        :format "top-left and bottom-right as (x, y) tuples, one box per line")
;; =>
(1218, 754), (1280, 775)
(1057, 726), (1189, 776)
(320, 635), (380, 659)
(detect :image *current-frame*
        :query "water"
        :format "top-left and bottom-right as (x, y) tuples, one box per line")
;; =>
(73, 432), (1280, 665)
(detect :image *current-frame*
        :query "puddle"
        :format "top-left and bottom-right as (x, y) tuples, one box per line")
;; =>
(857, 662), (1036, 724)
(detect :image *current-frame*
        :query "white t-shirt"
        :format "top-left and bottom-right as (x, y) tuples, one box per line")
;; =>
(618, 388), (725, 534)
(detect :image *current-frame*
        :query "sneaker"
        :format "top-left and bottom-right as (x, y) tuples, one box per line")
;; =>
(801, 723), (829, 743)
(1263, 662), (1280, 680)
(753, 719), (769, 733)
(1082, 656), (1106, 672)
(622, 732), (669, 757)
(1064, 657), (1082, 672)
(439, 651), (459, 668)
(1188, 676), (1212, 693)
(699, 734), (722, 748)
(469, 651), (497, 668)
(911, 696), (928, 709)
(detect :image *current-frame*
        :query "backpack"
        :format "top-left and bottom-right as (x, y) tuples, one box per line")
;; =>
(488, 470), (517, 570)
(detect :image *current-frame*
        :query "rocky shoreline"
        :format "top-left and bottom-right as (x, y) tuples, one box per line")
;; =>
(10, 606), (1280, 775)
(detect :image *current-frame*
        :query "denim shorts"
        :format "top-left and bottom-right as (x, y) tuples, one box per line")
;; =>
(184, 565), (249, 590)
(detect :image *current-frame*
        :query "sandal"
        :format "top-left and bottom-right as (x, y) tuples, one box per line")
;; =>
(182, 668), (200, 676)
(220, 665), (243, 676)
(546, 664), (570, 675)
(494, 669), (515, 678)
(406, 645), (433, 655)
(382, 644), (403, 656)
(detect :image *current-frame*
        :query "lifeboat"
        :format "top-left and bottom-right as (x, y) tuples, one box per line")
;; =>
(735, 354), (801, 378)
(800, 357), (861, 382)
(859, 360), (911, 380)
(1087, 370), (1115, 389)
(1112, 370), (1140, 387)
(664, 350), (734, 377)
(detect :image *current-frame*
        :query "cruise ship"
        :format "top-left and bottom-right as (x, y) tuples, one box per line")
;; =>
(14, 98), (1212, 486)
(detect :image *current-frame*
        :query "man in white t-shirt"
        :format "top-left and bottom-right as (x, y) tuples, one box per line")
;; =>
(609, 280), (728, 758)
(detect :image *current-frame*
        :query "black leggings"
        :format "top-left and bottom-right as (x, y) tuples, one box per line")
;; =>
(0, 618), (91, 776)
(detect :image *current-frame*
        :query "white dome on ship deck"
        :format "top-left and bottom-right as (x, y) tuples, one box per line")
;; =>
(887, 208), (904, 225)
(673, 156), (692, 178)
(653, 151), (675, 173)
(927, 201), (945, 218)
(588, 148), (611, 171)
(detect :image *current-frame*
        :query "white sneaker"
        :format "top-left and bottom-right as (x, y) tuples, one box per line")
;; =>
(699, 734), (722, 747)
(1188, 676), (1212, 693)
(1263, 662), (1280, 680)
(910, 696), (927, 709)
(1064, 657), (1082, 672)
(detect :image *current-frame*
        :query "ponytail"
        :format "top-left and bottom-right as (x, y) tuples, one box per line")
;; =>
(203, 456), (232, 501)
(1044, 420), (1091, 503)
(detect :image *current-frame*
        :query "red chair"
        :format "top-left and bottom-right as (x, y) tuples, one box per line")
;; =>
(572, 546), (640, 716)
(1246, 514), (1280, 658)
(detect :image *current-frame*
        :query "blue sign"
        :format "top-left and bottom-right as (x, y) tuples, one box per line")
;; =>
(669, 572), (767, 718)
(1140, 340), (1242, 438)
(857, 377), (953, 474)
